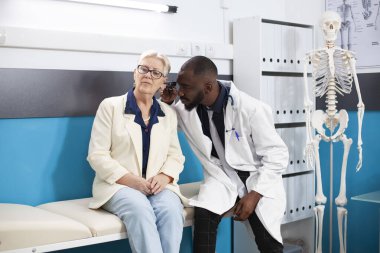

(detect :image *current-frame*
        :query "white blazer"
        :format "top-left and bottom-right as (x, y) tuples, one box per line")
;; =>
(87, 93), (187, 209)
(175, 80), (288, 243)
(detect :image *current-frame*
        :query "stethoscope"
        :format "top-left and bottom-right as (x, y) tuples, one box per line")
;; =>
(227, 94), (235, 109)
(226, 94), (240, 141)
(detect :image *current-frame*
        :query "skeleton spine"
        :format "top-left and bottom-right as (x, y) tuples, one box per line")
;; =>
(326, 78), (338, 117)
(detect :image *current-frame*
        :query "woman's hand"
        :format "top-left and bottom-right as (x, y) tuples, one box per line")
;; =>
(147, 173), (173, 195)
(116, 174), (151, 195)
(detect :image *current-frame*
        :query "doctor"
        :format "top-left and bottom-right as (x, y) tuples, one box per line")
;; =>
(161, 56), (288, 253)
(87, 50), (186, 253)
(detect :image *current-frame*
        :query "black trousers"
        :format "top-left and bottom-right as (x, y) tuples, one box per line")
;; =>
(193, 171), (283, 253)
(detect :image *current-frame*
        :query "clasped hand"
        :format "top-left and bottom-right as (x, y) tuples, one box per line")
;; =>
(117, 173), (172, 195)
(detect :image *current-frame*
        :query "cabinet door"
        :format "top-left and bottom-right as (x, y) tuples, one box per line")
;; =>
(273, 24), (283, 72)
(295, 27), (313, 72)
(284, 174), (314, 223)
(262, 22), (275, 72)
(294, 126), (307, 173)
(282, 25), (296, 72)
(278, 127), (295, 174)
(261, 75), (276, 116)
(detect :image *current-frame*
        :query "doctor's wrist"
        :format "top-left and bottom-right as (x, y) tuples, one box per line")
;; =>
(248, 190), (262, 199)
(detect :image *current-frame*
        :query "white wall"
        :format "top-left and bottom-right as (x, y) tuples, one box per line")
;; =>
(0, 0), (324, 42)
(227, 0), (324, 45)
(0, 0), (225, 42)
(0, 0), (325, 74)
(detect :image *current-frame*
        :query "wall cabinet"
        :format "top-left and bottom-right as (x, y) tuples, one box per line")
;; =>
(233, 16), (315, 252)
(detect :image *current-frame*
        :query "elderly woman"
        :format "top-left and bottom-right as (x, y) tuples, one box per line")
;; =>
(87, 50), (186, 253)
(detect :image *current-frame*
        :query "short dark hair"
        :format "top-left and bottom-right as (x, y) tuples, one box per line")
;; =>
(181, 56), (218, 77)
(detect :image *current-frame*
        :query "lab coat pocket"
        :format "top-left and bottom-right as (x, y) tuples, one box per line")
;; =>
(226, 136), (254, 166)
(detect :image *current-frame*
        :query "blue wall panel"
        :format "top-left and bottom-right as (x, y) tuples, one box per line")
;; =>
(177, 131), (204, 184)
(0, 117), (94, 205)
(0, 117), (231, 253)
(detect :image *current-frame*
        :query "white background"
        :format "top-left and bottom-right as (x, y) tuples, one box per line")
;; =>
(0, 0), (326, 74)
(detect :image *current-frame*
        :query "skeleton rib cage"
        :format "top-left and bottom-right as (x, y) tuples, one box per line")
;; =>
(310, 49), (354, 99)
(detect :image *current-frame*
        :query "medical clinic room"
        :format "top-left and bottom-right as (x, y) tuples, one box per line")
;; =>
(0, 0), (379, 253)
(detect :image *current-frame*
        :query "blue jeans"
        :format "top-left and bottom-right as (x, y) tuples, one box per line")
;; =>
(103, 187), (184, 253)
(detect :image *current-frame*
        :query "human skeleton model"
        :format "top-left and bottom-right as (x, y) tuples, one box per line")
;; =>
(303, 11), (365, 253)
(337, 0), (357, 49)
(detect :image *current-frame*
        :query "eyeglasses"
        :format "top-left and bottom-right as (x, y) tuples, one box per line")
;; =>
(137, 65), (165, 79)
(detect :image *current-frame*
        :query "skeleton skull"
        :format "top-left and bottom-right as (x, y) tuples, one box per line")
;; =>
(320, 11), (341, 42)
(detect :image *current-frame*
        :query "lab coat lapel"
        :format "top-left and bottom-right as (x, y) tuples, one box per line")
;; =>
(146, 117), (165, 175)
(124, 114), (143, 173)
(178, 105), (212, 157)
(224, 102), (234, 134)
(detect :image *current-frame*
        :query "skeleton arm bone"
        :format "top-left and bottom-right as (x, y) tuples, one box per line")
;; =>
(349, 56), (365, 171)
(303, 54), (315, 168)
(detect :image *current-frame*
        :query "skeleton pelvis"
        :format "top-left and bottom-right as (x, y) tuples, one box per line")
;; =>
(311, 109), (349, 141)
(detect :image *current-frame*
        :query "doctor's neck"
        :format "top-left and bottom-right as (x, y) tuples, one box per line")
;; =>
(202, 80), (220, 107)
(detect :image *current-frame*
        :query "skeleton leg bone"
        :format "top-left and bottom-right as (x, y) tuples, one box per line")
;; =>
(335, 134), (351, 253)
(335, 134), (353, 206)
(315, 205), (325, 253)
(313, 135), (327, 205)
(310, 114), (328, 253)
(337, 207), (348, 253)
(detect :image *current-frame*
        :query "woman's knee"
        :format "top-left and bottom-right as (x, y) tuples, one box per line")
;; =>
(124, 199), (157, 222)
(105, 188), (154, 222)
(150, 190), (183, 218)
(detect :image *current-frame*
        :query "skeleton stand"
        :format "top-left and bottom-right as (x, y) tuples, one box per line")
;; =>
(303, 11), (365, 253)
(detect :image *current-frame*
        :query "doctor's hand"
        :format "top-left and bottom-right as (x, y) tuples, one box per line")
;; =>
(160, 83), (178, 105)
(116, 174), (151, 195)
(147, 173), (173, 195)
(233, 191), (262, 221)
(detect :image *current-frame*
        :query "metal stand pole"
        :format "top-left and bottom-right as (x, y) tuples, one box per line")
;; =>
(329, 141), (333, 253)
(329, 117), (334, 253)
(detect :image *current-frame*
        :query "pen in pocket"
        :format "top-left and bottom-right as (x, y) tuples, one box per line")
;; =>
(226, 127), (240, 141)
(234, 130), (240, 141)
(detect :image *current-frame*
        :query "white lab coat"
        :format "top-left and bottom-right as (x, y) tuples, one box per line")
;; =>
(175, 80), (288, 243)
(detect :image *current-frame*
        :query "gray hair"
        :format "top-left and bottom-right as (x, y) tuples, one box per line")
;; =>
(138, 50), (171, 76)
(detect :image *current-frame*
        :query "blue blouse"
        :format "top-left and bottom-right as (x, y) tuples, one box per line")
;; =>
(124, 88), (165, 176)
